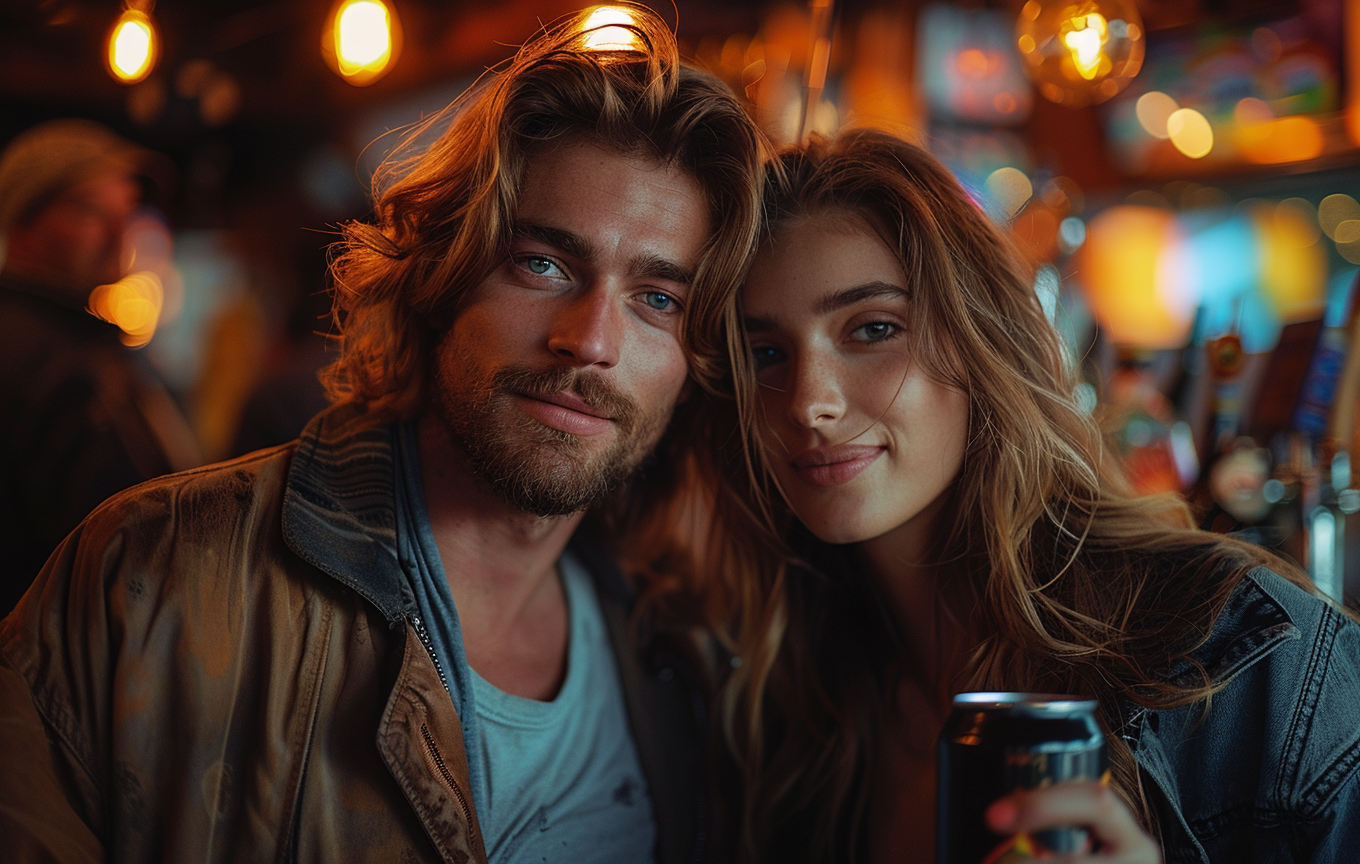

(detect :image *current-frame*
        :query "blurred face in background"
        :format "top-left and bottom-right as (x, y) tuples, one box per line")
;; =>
(5, 172), (141, 291)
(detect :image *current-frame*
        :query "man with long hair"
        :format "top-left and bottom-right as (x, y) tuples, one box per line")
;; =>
(0, 7), (766, 863)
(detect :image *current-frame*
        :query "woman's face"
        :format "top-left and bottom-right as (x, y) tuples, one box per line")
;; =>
(742, 211), (969, 551)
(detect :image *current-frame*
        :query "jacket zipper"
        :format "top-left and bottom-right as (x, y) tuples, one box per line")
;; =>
(408, 613), (451, 695)
(421, 721), (478, 851)
(407, 614), (477, 852)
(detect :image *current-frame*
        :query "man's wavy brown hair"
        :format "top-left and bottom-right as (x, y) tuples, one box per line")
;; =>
(321, 4), (768, 424)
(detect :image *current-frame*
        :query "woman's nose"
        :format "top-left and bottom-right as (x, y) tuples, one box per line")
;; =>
(786, 354), (844, 429)
(547, 283), (620, 368)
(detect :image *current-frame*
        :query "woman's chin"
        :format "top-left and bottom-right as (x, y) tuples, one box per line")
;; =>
(797, 514), (879, 546)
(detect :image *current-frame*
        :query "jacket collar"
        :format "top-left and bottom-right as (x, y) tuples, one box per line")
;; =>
(282, 403), (409, 624)
(279, 403), (636, 626)
(1161, 567), (1299, 688)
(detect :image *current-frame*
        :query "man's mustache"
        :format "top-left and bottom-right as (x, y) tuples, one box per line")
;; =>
(493, 365), (640, 433)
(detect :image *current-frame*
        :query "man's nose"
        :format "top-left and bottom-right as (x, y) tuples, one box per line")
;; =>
(787, 353), (844, 429)
(547, 282), (621, 368)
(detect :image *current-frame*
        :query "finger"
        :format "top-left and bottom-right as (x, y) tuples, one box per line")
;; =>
(985, 782), (1156, 859)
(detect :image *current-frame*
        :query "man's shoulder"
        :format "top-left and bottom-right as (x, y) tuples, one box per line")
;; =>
(80, 441), (299, 539)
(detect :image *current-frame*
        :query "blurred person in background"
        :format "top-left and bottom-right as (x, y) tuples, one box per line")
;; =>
(0, 119), (201, 615)
(0, 6), (766, 863)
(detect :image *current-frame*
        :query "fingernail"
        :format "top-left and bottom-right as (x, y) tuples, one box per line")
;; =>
(986, 798), (1017, 832)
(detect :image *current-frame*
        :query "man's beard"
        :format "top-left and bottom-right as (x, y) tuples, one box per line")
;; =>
(432, 354), (670, 517)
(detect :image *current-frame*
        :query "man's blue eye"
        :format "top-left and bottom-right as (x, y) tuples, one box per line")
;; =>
(525, 256), (556, 275)
(751, 345), (784, 371)
(643, 291), (675, 311)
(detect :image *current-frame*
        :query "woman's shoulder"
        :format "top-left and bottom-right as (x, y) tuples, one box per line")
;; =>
(1138, 566), (1360, 858)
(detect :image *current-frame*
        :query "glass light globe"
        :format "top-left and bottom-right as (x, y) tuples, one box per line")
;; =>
(1015, 0), (1145, 108)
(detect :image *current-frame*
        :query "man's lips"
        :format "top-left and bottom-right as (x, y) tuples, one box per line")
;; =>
(789, 445), (885, 487)
(513, 390), (614, 435)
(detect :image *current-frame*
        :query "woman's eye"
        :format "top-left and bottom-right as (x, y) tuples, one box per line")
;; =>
(852, 321), (898, 342)
(751, 345), (785, 371)
(641, 291), (677, 312)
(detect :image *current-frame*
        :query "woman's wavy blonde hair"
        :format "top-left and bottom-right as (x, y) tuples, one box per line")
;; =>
(632, 128), (1315, 862)
(321, 3), (768, 423)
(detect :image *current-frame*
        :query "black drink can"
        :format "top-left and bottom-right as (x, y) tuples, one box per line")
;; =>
(937, 692), (1108, 864)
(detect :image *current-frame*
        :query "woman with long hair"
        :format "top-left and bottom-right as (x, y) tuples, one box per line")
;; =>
(673, 129), (1360, 863)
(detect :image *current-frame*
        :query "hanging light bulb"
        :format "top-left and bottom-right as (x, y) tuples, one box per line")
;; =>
(580, 6), (642, 51)
(322, 0), (401, 87)
(1015, 0), (1144, 108)
(106, 5), (160, 85)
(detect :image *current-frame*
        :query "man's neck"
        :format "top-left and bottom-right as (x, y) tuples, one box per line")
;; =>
(414, 412), (577, 700)
(415, 413), (579, 612)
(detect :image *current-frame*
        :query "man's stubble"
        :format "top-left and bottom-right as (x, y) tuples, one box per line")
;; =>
(430, 337), (674, 517)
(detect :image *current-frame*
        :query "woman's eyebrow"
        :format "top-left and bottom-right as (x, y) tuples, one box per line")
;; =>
(744, 314), (777, 333)
(744, 281), (909, 332)
(814, 281), (910, 315)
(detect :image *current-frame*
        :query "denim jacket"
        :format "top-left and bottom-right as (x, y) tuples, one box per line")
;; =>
(1124, 567), (1360, 863)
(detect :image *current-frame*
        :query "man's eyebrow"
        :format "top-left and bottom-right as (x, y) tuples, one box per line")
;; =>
(814, 281), (910, 315)
(632, 253), (695, 287)
(513, 223), (594, 260)
(513, 223), (694, 286)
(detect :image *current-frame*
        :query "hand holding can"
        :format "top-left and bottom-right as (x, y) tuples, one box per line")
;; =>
(985, 781), (1162, 863)
(937, 692), (1159, 863)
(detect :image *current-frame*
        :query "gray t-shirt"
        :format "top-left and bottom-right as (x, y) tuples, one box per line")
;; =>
(393, 423), (656, 863)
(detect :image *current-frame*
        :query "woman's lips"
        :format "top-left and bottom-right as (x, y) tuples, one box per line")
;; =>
(790, 445), (885, 487)
(513, 391), (614, 435)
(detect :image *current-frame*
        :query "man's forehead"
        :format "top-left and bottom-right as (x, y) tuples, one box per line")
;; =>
(512, 140), (712, 268)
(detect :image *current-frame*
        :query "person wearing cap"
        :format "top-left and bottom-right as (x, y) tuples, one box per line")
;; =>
(0, 119), (201, 614)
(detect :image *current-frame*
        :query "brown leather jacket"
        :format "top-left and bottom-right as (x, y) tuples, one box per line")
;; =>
(0, 405), (702, 863)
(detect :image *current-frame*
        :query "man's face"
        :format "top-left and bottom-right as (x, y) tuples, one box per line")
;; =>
(429, 139), (711, 516)
(7, 173), (140, 289)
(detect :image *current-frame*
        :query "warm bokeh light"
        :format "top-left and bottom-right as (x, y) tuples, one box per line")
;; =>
(337, 1), (391, 75)
(1238, 115), (1325, 164)
(1135, 91), (1178, 138)
(582, 6), (642, 51)
(88, 272), (164, 347)
(1323, 195), (1360, 265)
(985, 166), (1033, 218)
(1320, 194), (1360, 240)
(1015, 0), (1144, 108)
(1078, 205), (1192, 348)
(1062, 13), (1108, 80)
(1234, 97), (1273, 126)
(1251, 202), (1327, 323)
(107, 9), (157, 85)
(323, 0), (400, 86)
(1167, 107), (1212, 158)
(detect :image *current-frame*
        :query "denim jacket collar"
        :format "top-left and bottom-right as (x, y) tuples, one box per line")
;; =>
(281, 403), (409, 624)
(277, 403), (636, 627)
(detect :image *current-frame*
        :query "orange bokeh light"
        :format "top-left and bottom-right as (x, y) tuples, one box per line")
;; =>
(1238, 115), (1325, 165)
